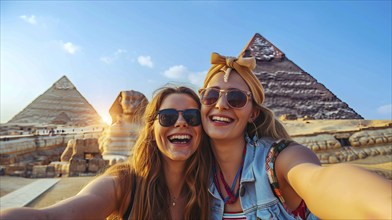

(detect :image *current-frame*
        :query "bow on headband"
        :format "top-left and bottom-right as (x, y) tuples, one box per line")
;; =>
(211, 52), (256, 70)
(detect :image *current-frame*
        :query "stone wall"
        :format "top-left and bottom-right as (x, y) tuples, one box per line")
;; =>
(293, 127), (392, 164)
(0, 132), (102, 177)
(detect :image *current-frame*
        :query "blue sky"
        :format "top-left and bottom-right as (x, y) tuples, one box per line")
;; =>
(1, 1), (391, 124)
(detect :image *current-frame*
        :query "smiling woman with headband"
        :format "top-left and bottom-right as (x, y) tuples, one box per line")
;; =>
(200, 52), (391, 219)
(1, 86), (212, 220)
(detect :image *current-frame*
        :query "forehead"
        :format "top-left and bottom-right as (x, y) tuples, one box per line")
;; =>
(207, 71), (250, 91)
(159, 93), (198, 110)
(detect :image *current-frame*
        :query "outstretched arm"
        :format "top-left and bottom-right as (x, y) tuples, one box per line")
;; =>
(276, 144), (391, 219)
(0, 175), (119, 220)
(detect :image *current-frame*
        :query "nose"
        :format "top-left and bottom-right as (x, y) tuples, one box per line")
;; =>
(174, 112), (188, 127)
(214, 92), (229, 110)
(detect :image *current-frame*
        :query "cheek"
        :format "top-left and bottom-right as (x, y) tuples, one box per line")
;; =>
(200, 106), (210, 121)
(239, 106), (254, 120)
(194, 126), (203, 143)
(153, 122), (163, 141)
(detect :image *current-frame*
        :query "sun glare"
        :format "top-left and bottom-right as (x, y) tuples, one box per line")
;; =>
(101, 114), (112, 126)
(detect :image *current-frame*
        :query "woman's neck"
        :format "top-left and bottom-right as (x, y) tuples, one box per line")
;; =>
(163, 160), (186, 199)
(163, 160), (186, 220)
(211, 137), (246, 178)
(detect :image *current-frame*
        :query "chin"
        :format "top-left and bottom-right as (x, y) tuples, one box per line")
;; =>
(206, 129), (228, 139)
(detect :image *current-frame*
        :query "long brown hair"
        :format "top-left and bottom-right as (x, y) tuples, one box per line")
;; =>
(106, 86), (211, 220)
(201, 52), (291, 140)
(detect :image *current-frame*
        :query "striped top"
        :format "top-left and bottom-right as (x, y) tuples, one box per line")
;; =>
(223, 211), (247, 220)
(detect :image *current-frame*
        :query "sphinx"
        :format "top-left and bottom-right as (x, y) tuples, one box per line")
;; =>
(99, 90), (148, 165)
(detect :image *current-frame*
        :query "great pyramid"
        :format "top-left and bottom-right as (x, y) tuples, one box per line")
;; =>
(8, 75), (103, 126)
(240, 33), (363, 119)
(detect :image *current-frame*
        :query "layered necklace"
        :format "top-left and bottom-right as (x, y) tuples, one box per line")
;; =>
(213, 146), (246, 204)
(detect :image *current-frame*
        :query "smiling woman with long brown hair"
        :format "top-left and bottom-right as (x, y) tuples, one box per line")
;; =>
(1, 86), (212, 220)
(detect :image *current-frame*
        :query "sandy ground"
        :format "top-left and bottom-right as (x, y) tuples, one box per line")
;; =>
(0, 176), (95, 208)
(27, 176), (95, 208)
(0, 176), (37, 197)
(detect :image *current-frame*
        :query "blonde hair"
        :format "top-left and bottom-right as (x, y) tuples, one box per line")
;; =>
(106, 86), (211, 220)
(202, 52), (291, 140)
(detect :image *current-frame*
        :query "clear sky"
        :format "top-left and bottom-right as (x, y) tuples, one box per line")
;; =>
(1, 1), (391, 124)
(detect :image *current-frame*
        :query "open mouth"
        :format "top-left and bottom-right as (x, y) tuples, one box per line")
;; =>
(210, 115), (233, 123)
(168, 134), (192, 144)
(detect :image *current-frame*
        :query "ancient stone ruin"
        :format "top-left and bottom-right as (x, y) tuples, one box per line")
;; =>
(241, 33), (363, 119)
(8, 75), (103, 126)
(283, 120), (392, 179)
(1, 75), (106, 177)
(98, 90), (148, 165)
(55, 138), (107, 177)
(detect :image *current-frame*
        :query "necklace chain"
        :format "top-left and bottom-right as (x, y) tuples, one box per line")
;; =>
(213, 146), (246, 204)
(170, 191), (183, 207)
(172, 196), (177, 206)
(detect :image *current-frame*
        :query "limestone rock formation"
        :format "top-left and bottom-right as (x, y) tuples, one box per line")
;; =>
(240, 33), (363, 119)
(7, 75), (103, 126)
(99, 90), (148, 165)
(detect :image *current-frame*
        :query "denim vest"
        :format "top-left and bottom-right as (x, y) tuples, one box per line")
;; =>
(209, 137), (319, 220)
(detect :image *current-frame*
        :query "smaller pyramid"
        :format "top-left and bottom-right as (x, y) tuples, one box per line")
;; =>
(8, 76), (103, 126)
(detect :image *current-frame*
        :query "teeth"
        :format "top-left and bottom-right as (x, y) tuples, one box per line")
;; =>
(212, 116), (231, 123)
(169, 134), (191, 141)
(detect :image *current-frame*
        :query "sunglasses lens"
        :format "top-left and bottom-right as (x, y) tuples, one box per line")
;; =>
(158, 109), (178, 127)
(201, 89), (220, 106)
(227, 90), (248, 108)
(200, 88), (249, 109)
(158, 109), (201, 127)
(183, 109), (201, 126)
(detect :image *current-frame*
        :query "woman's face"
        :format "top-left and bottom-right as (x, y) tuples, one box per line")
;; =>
(201, 71), (255, 141)
(154, 93), (202, 162)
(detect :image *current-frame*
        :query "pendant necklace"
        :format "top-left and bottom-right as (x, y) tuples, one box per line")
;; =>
(170, 191), (183, 207)
(172, 197), (177, 206)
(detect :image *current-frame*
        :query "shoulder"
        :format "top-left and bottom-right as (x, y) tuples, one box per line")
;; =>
(275, 142), (320, 180)
(78, 175), (118, 196)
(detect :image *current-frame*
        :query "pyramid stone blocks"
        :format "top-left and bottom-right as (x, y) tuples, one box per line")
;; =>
(241, 33), (363, 119)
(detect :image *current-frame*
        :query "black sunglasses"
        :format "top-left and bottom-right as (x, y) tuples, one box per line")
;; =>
(198, 88), (252, 109)
(156, 108), (201, 127)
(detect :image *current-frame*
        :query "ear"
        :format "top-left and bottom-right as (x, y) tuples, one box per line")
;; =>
(248, 108), (260, 123)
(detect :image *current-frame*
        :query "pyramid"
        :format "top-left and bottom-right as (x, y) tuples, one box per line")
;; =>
(8, 76), (103, 126)
(240, 33), (363, 119)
